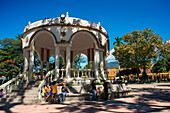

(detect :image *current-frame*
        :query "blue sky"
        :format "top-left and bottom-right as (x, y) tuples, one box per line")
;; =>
(0, 0), (170, 63)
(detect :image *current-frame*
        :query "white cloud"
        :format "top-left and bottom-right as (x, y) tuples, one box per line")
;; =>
(165, 40), (170, 44)
(107, 49), (115, 60)
(107, 54), (115, 60)
(110, 49), (115, 53)
(81, 53), (87, 58)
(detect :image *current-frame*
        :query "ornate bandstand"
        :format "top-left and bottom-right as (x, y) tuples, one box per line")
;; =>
(21, 12), (110, 82)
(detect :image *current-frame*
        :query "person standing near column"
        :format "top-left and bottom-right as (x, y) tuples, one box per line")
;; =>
(103, 80), (108, 100)
(91, 80), (97, 100)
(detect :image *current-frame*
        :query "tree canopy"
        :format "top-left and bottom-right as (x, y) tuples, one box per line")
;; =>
(152, 58), (168, 73)
(73, 54), (86, 69)
(0, 35), (24, 78)
(113, 28), (165, 80)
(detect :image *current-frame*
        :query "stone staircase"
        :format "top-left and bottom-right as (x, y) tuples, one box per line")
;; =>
(1, 80), (41, 104)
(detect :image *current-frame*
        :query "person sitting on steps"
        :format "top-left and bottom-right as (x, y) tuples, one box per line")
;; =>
(43, 84), (51, 102)
(58, 83), (69, 103)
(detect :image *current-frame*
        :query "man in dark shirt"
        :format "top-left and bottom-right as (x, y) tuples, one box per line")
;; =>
(58, 83), (69, 102)
(103, 80), (108, 100)
(91, 80), (97, 100)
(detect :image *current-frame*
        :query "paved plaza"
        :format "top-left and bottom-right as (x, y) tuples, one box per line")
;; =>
(0, 83), (170, 113)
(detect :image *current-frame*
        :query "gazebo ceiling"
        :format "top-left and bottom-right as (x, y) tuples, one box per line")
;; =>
(34, 33), (55, 49)
(71, 33), (94, 51)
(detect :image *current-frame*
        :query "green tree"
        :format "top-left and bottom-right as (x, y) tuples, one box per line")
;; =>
(152, 58), (168, 73)
(113, 28), (164, 80)
(59, 56), (65, 69)
(34, 51), (41, 73)
(164, 42), (170, 71)
(73, 54), (86, 69)
(0, 34), (24, 74)
(0, 59), (19, 79)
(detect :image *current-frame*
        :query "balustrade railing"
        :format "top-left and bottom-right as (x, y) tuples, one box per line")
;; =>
(71, 69), (94, 78)
(59, 69), (66, 78)
(0, 71), (28, 95)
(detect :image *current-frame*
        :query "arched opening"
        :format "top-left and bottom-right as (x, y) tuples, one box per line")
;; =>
(32, 31), (55, 76)
(49, 54), (55, 70)
(33, 50), (41, 79)
(72, 53), (88, 69)
(70, 31), (98, 70)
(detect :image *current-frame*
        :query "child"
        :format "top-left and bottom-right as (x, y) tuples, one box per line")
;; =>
(0, 89), (3, 98)
(96, 87), (101, 99)
(43, 84), (51, 102)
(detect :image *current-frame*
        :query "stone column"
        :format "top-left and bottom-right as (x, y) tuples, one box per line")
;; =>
(23, 51), (29, 72)
(46, 61), (49, 73)
(94, 49), (99, 79)
(55, 47), (60, 79)
(41, 61), (43, 80)
(87, 49), (90, 69)
(66, 47), (71, 78)
(104, 56), (108, 79)
(100, 51), (105, 79)
(46, 49), (50, 73)
(23, 50), (29, 81)
(91, 49), (95, 71)
(28, 49), (34, 81)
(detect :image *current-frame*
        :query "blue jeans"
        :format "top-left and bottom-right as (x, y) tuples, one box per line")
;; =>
(92, 89), (97, 100)
(58, 92), (67, 101)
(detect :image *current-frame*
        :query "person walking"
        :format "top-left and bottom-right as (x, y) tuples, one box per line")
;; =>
(91, 80), (97, 100)
(58, 83), (69, 103)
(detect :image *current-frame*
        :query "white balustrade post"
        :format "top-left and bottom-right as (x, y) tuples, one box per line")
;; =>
(73, 70), (75, 78)
(55, 47), (60, 79)
(62, 70), (64, 78)
(78, 70), (80, 78)
(88, 70), (90, 78)
(28, 49), (34, 81)
(94, 49), (99, 79)
(100, 51), (105, 79)
(66, 47), (71, 78)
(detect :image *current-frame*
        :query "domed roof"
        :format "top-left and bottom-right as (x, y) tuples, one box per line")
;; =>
(24, 14), (107, 34)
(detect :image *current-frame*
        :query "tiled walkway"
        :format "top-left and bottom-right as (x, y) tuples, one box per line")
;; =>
(0, 83), (170, 113)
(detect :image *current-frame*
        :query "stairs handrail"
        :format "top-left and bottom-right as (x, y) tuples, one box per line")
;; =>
(0, 71), (28, 94)
(37, 69), (55, 101)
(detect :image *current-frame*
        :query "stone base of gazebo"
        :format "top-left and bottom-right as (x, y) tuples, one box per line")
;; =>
(40, 83), (131, 103)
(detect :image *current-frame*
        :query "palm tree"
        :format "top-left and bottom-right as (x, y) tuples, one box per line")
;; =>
(113, 36), (123, 80)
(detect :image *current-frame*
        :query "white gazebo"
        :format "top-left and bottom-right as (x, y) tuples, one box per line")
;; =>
(22, 13), (110, 81)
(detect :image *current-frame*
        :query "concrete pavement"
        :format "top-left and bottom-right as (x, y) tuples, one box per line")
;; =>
(0, 83), (170, 113)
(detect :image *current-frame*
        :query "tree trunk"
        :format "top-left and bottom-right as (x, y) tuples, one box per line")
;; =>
(137, 67), (139, 82)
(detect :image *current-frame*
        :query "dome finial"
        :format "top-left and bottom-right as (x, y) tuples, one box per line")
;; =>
(98, 22), (101, 26)
(66, 12), (69, 18)
(28, 21), (31, 25)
